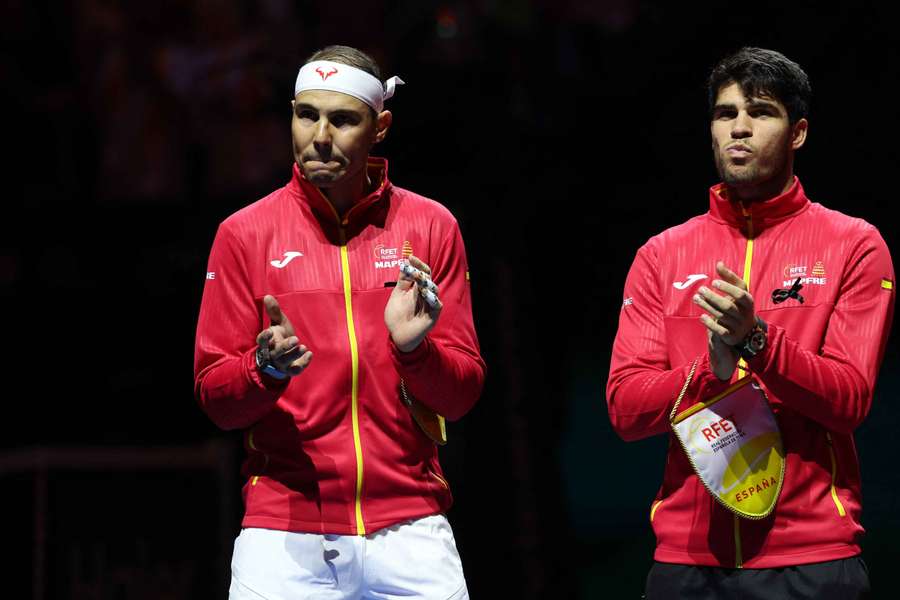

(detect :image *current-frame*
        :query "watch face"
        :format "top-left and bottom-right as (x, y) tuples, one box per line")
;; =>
(750, 331), (766, 351)
(256, 347), (270, 369)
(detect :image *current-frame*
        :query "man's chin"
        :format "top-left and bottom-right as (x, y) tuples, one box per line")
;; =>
(721, 166), (760, 187)
(303, 170), (343, 187)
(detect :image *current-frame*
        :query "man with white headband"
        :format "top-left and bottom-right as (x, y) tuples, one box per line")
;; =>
(194, 45), (485, 599)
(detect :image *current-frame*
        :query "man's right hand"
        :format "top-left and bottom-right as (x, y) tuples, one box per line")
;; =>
(256, 295), (313, 377)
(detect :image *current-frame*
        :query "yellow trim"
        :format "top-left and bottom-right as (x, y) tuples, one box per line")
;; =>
(882, 279), (894, 290)
(251, 475), (259, 486)
(731, 204), (754, 565)
(430, 471), (450, 490)
(737, 204), (754, 379)
(672, 376), (753, 423)
(742, 240), (754, 290)
(340, 245), (366, 535)
(650, 500), (663, 522)
(826, 432), (847, 517)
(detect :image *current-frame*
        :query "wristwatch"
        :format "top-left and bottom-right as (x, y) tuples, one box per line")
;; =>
(735, 316), (768, 361)
(255, 346), (289, 380)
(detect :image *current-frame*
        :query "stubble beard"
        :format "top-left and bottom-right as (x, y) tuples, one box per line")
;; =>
(305, 169), (340, 187)
(714, 141), (790, 190)
(714, 145), (760, 188)
(295, 154), (343, 187)
(719, 163), (759, 187)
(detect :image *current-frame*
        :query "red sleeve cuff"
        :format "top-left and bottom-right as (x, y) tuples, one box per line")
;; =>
(389, 335), (432, 365)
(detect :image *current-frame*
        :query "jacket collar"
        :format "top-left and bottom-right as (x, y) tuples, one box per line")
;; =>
(708, 176), (810, 235)
(288, 157), (392, 243)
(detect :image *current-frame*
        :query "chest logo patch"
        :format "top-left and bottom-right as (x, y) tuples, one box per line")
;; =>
(270, 251), (304, 268)
(782, 261), (826, 287)
(673, 274), (708, 290)
(374, 241), (414, 269)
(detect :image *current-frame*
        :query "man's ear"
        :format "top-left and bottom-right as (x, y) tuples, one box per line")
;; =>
(374, 110), (393, 144)
(791, 118), (808, 150)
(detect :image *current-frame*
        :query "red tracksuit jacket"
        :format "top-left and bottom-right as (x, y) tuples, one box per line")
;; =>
(607, 178), (894, 568)
(194, 158), (485, 535)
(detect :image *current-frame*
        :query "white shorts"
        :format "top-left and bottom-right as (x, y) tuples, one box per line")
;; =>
(229, 513), (468, 600)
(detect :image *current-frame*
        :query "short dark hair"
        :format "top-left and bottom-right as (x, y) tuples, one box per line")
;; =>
(708, 47), (811, 123)
(305, 45), (383, 86)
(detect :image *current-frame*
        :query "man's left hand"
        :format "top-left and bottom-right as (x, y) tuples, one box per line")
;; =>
(385, 255), (443, 352)
(694, 261), (757, 344)
(694, 261), (756, 380)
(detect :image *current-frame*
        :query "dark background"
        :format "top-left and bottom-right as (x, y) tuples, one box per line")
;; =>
(3, 1), (898, 598)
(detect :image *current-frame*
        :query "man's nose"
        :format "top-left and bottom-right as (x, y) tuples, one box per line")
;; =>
(313, 120), (332, 149)
(731, 112), (752, 138)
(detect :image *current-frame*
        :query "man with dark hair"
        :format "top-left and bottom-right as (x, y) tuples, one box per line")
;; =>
(194, 45), (484, 599)
(607, 47), (893, 598)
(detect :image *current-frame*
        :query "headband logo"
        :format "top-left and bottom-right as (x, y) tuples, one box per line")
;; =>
(315, 67), (339, 81)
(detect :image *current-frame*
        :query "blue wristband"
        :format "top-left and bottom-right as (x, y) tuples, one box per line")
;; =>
(260, 363), (289, 380)
(256, 347), (290, 380)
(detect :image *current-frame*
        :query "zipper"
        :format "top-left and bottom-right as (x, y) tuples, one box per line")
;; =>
(732, 202), (755, 567)
(740, 203), (755, 289)
(340, 243), (366, 535)
(313, 186), (367, 535)
(736, 203), (755, 380)
(825, 432), (847, 517)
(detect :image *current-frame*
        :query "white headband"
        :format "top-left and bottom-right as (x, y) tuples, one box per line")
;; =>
(294, 60), (404, 113)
